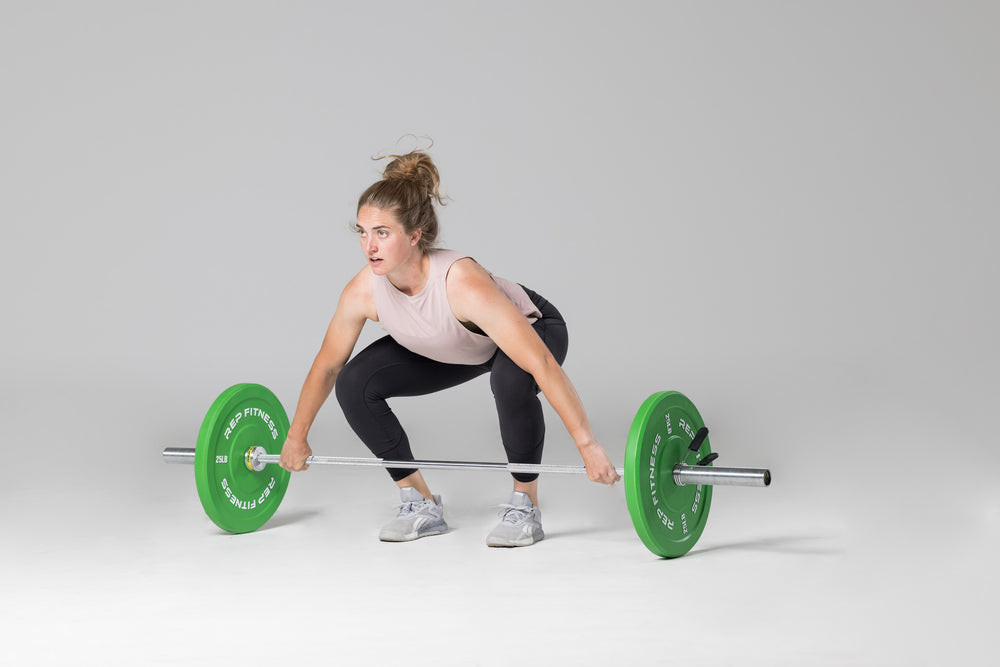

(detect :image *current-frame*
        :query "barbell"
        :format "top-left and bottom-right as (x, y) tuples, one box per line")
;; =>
(164, 383), (771, 558)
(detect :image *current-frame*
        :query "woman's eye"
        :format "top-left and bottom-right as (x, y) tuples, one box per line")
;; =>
(378, 230), (388, 238)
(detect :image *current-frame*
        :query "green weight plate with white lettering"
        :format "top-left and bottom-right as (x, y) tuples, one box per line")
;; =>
(194, 383), (291, 533)
(624, 391), (713, 558)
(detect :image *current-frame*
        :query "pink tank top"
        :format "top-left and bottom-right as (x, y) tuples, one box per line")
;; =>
(371, 249), (541, 365)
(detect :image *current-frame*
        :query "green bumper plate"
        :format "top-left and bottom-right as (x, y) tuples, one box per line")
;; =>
(625, 391), (713, 558)
(194, 383), (291, 533)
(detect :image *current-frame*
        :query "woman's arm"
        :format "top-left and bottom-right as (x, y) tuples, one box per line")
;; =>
(279, 267), (375, 472)
(446, 259), (620, 484)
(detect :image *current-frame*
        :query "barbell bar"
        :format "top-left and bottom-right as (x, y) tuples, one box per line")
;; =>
(164, 448), (770, 488)
(165, 382), (772, 558)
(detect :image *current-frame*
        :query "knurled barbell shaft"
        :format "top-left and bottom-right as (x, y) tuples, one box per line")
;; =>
(161, 447), (770, 487)
(257, 453), (624, 476)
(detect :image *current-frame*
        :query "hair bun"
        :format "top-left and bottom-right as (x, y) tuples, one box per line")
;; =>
(382, 151), (444, 205)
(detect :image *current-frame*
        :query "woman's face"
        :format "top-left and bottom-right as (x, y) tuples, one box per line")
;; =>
(356, 205), (420, 275)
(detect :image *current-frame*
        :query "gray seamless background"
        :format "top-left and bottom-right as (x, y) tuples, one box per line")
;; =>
(2, 2), (997, 665)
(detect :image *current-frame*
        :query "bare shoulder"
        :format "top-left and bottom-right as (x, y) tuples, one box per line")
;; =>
(445, 257), (494, 291)
(339, 264), (378, 322)
(446, 257), (508, 321)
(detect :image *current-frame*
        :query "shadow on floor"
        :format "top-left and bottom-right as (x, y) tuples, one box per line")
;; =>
(256, 509), (325, 532)
(685, 534), (845, 558)
(543, 525), (631, 541)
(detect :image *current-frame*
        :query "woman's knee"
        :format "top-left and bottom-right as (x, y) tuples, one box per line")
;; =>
(334, 336), (399, 411)
(490, 360), (540, 403)
(334, 357), (369, 415)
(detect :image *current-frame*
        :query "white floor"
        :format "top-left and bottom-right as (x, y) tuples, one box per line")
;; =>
(4, 387), (994, 666)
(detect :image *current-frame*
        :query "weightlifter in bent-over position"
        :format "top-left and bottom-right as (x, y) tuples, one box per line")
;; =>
(278, 148), (618, 547)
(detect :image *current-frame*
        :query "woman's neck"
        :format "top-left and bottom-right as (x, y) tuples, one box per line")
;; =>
(388, 251), (430, 296)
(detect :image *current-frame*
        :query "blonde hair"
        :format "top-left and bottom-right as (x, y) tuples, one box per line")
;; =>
(357, 150), (446, 252)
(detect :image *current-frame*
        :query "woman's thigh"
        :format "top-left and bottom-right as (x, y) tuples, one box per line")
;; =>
(336, 335), (488, 404)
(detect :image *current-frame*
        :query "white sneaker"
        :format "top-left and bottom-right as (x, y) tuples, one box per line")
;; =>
(379, 487), (447, 542)
(486, 491), (544, 547)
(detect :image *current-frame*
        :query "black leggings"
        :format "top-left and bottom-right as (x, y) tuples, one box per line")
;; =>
(335, 287), (568, 483)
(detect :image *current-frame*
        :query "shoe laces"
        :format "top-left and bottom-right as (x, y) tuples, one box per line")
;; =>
(496, 503), (534, 525)
(394, 499), (428, 517)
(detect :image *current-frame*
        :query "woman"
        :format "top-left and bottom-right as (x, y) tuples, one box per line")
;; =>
(279, 149), (619, 547)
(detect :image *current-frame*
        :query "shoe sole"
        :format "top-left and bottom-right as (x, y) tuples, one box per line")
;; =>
(379, 526), (448, 542)
(486, 532), (544, 548)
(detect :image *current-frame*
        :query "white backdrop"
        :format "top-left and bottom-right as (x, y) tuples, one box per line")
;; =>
(2, 2), (997, 664)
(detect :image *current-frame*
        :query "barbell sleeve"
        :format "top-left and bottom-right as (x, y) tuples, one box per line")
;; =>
(163, 447), (196, 463)
(672, 465), (770, 487)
